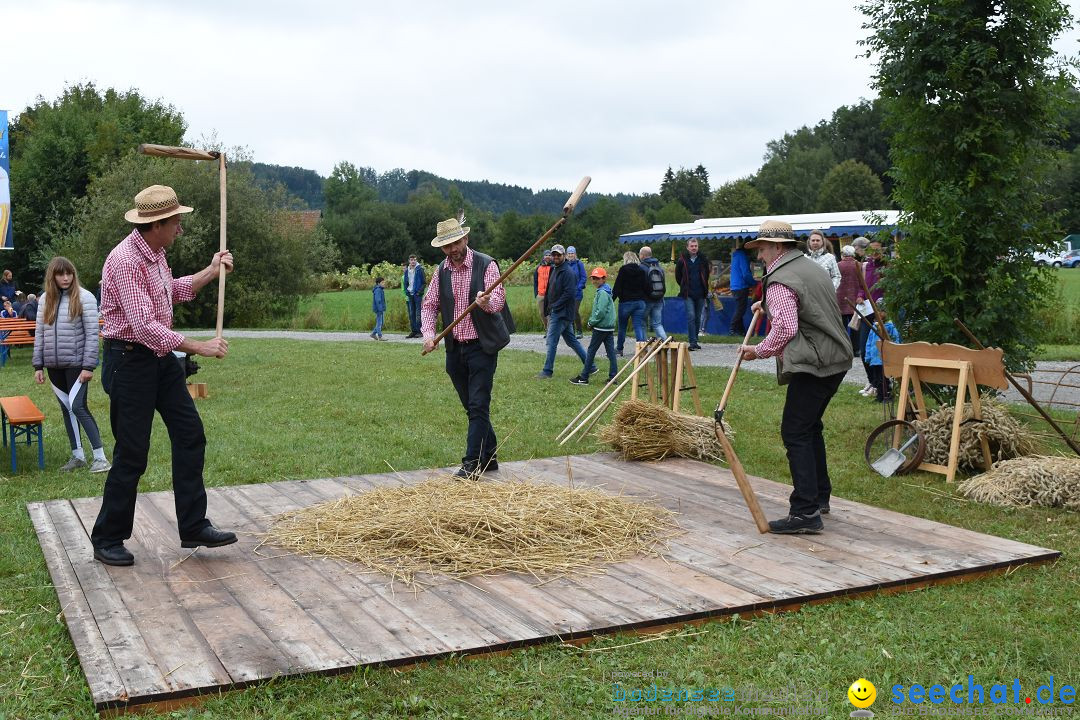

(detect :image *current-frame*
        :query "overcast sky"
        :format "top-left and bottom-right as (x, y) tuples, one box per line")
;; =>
(5, 0), (1079, 195)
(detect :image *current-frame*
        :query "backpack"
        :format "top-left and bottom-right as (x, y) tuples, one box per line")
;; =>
(645, 263), (666, 301)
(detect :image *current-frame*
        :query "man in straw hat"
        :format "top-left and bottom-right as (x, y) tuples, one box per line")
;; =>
(739, 220), (853, 534)
(90, 185), (236, 566)
(422, 214), (512, 479)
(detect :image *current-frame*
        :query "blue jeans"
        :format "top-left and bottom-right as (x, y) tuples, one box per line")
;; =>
(445, 341), (498, 467)
(542, 314), (588, 376)
(617, 300), (646, 354)
(406, 294), (422, 333)
(645, 300), (667, 339)
(579, 330), (617, 380)
(374, 311), (384, 337)
(684, 296), (706, 345)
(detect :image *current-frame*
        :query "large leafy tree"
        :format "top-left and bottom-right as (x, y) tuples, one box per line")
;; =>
(816, 159), (886, 211)
(46, 152), (337, 327)
(7, 83), (185, 279)
(754, 127), (837, 213)
(861, 0), (1073, 369)
(660, 166), (711, 215)
(825, 98), (895, 199)
(703, 178), (770, 217)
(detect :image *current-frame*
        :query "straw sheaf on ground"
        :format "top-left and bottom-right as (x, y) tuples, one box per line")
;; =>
(599, 400), (733, 462)
(260, 474), (682, 587)
(913, 396), (1040, 470)
(959, 456), (1080, 510)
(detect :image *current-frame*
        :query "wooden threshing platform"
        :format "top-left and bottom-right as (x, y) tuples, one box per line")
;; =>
(28, 454), (1059, 714)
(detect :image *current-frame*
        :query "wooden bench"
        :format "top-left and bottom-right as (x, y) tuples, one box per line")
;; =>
(0, 318), (36, 367)
(1, 395), (45, 472)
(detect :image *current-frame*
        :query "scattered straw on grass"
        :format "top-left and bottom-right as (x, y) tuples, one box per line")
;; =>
(598, 400), (731, 462)
(958, 456), (1080, 510)
(260, 473), (682, 587)
(913, 396), (1040, 471)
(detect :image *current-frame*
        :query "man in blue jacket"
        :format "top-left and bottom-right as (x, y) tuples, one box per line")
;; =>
(538, 244), (591, 379)
(728, 240), (756, 335)
(566, 246), (587, 338)
(402, 254), (426, 338)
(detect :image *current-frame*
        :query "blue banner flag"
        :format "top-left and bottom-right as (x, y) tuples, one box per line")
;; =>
(1, 110), (11, 250)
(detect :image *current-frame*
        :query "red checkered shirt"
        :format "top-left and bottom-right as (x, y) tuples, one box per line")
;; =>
(421, 248), (506, 341)
(100, 229), (196, 356)
(755, 252), (800, 359)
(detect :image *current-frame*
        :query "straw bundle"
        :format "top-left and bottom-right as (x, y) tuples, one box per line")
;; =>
(958, 456), (1080, 510)
(261, 475), (681, 587)
(912, 397), (1039, 471)
(598, 400), (732, 462)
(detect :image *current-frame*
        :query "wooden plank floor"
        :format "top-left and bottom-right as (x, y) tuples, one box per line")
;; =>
(28, 454), (1059, 714)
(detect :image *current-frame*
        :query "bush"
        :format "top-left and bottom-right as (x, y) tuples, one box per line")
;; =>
(44, 151), (338, 328)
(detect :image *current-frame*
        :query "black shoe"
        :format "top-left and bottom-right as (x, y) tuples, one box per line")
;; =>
(819, 504), (830, 515)
(689, 343), (702, 351)
(588, 365), (599, 375)
(94, 544), (135, 566)
(181, 525), (238, 548)
(768, 512), (824, 534)
(479, 457), (499, 473)
(570, 376), (589, 385)
(454, 465), (479, 480)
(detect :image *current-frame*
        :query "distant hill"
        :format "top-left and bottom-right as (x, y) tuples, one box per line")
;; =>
(249, 163), (637, 215)
(249, 163), (326, 209)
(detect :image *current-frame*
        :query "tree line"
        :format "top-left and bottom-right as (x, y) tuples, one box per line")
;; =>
(5, 0), (1077, 363)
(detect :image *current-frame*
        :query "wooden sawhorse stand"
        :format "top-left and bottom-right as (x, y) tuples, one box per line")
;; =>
(629, 341), (701, 414)
(894, 357), (993, 483)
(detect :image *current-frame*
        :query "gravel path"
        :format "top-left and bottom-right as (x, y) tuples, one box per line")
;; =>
(192, 329), (1080, 410)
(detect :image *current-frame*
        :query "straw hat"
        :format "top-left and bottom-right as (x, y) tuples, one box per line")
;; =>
(431, 217), (470, 247)
(124, 185), (193, 224)
(744, 220), (796, 249)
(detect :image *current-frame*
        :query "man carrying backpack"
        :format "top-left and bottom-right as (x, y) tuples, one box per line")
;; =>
(639, 246), (668, 340)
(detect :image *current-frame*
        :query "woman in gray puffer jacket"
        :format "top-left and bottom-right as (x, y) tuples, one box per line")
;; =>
(32, 257), (111, 473)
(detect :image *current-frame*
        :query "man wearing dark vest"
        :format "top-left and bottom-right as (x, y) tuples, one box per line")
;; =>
(738, 220), (853, 534)
(422, 215), (511, 478)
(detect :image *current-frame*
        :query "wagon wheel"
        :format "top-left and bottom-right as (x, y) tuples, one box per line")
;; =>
(864, 419), (927, 476)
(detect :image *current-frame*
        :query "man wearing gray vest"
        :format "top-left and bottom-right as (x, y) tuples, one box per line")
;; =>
(422, 215), (511, 479)
(739, 220), (853, 534)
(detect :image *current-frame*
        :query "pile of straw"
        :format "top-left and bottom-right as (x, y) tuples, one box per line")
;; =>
(261, 475), (681, 587)
(598, 400), (732, 462)
(913, 397), (1039, 471)
(958, 456), (1080, 510)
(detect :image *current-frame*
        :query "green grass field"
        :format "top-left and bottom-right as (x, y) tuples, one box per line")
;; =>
(0, 340), (1077, 718)
(291, 268), (1080, 357)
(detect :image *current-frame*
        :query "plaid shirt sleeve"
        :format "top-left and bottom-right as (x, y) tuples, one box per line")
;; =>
(481, 260), (506, 313)
(420, 265), (441, 338)
(755, 282), (799, 358)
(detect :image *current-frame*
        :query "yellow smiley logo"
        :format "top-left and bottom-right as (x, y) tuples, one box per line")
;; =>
(848, 678), (877, 708)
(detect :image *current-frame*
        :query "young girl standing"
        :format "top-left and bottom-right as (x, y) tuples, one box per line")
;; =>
(32, 257), (111, 472)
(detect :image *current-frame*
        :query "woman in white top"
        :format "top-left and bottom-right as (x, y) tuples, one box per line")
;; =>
(805, 229), (841, 290)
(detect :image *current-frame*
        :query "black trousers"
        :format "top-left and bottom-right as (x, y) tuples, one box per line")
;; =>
(445, 341), (498, 469)
(91, 342), (211, 549)
(729, 288), (750, 334)
(781, 371), (847, 516)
